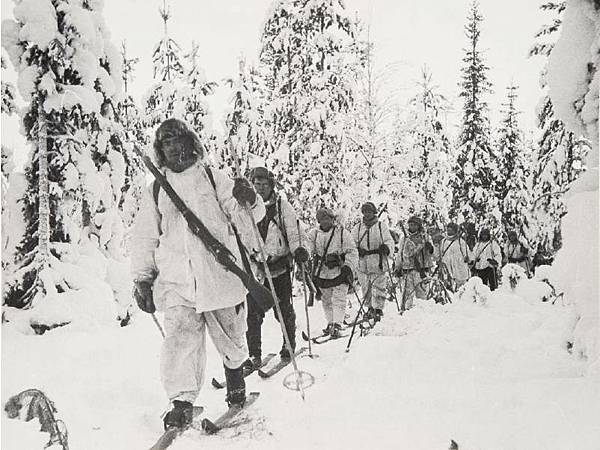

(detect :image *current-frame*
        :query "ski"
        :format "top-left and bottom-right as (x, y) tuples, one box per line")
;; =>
(211, 353), (277, 389)
(303, 331), (349, 345)
(257, 348), (307, 379)
(301, 319), (373, 343)
(148, 406), (204, 450)
(201, 392), (260, 435)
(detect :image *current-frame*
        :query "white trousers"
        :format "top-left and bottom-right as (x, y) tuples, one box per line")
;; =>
(320, 284), (348, 324)
(358, 271), (388, 310)
(161, 302), (248, 403)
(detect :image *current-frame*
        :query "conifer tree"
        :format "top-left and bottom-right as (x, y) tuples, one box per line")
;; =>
(223, 57), (270, 173)
(1, 54), (16, 115)
(181, 41), (217, 140)
(260, 0), (360, 220)
(495, 84), (532, 235)
(403, 66), (453, 227)
(2, 0), (124, 306)
(450, 1), (499, 231)
(526, 1), (588, 255)
(143, 0), (185, 127)
(344, 18), (400, 224)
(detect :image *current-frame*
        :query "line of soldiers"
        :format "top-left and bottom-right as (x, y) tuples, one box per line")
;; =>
(130, 119), (534, 431)
(244, 167), (536, 373)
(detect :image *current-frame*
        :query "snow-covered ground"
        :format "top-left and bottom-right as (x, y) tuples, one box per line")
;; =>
(2, 279), (599, 450)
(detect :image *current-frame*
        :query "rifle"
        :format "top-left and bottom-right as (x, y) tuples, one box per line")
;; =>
(133, 145), (273, 312)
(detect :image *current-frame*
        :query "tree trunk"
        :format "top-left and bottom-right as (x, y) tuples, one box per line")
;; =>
(37, 109), (50, 271)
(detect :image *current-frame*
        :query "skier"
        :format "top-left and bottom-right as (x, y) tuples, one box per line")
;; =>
(470, 228), (501, 290)
(130, 118), (265, 430)
(503, 230), (531, 276)
(244, 167), (309, 369)
(309, 208), (358, 338)
(439, 222), (471, 290)
(352, 202), (394, 322)
(394, 215), (433, 310)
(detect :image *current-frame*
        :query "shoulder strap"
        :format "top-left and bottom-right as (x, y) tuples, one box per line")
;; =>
(316, 226), (337, 277)
(204, 165), (252, 274)
(205, 166), (217, 191)
(276, 196), (290, 248)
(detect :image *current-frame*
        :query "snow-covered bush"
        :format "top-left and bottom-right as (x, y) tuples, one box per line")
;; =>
(456, 276), (491, 305)
(501, 263), (527, 290)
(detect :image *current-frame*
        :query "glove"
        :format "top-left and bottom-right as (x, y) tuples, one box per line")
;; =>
(424, 242), (434, 254)
(379, 244), (390, 256)
(294, 247), (309, 264)
(358, 248), (367, 258)
(463, 256), (470, 263)
(324, 253), (342, 269)
(232, 178), (256, 206)
(134, 280), (156, 314)
(487, 258), (498, 267)
(340, 265), (354, 284)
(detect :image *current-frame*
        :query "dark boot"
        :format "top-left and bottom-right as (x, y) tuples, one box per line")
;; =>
(329, 323), (343, 339)
(246, 295), (265, 363)
(163, 400), (193, 430)
(374, 309), (384, 322)
(242, 355), (262, 375)
(224, 364), (246, 408)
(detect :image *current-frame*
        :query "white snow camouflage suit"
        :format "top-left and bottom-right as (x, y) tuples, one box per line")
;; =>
(130, 161), (265, 403)
(352, 219), (395, 311)
(309, 226), (358, 325)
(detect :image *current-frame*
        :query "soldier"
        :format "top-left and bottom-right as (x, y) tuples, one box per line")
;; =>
(244, 167), (309, 369)
(439, 222), (471, 290)
(130, 118), (264, 430)
(309, 208), (358, 338)
(503, 230), (531, 276)
(352, 202), (394, 322)
(394, 216), (433, 310)
(470, 228), (502, 290)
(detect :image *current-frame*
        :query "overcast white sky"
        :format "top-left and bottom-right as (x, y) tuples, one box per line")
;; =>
(2, 0), (549, 162)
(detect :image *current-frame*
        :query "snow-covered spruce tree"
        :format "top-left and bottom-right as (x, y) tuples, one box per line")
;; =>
(450, 1), (500, 231)
(546, 0), (599, 378)
(343, 17), (405, 226)
(2, 0), (125, 308)
(260, 0), (360, 222)
(181, 41), (217, 142)
(143, 1), (185, 128)
(1, 53), (17, 115)
(495, 84), (533, 236)
(115, 41), (146, 227)
(526, 1), (589, 257)
(401, 66), (453, 228)
(223, 57), (271, 175)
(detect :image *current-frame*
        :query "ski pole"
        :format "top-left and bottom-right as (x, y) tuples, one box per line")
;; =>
(296, 219), (313, 358)
(345, 284), (370, 353)
(228, 140), (308, 400)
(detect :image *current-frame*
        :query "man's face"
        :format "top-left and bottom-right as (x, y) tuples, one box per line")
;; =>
(253, 177), (273, 200)
(446, 226), (457, 238)
(318, 215), (334, 231)
(480, 231), (490, 242)
(408, 221), (419, 233)
(162, 137), (197, 173)
(508, 232), (517, 243)
(362, 209), (376, 223)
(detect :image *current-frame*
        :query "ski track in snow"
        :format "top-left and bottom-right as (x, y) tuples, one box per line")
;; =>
(2, 287), (599, 450)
